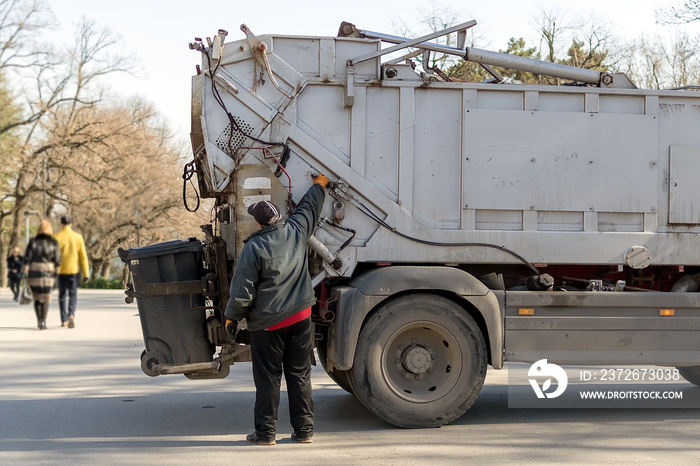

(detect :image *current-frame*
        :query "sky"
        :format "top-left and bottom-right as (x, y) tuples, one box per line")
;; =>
(46, 0), (697, 141)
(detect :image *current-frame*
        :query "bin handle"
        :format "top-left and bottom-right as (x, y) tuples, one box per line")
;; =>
(125, 274), (203, 299)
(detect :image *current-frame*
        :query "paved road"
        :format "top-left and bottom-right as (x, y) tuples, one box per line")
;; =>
(1, 288), (700, 464)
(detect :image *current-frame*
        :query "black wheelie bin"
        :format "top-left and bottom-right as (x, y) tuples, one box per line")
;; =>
(119, 238), (214, 376)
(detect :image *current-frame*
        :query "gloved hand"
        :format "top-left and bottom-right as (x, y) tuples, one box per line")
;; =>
(312, 172), (330, 188)
(82, 277), (89, 283)
(225, 319), (238, 340)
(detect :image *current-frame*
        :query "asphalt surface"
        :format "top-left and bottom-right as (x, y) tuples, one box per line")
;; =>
(1, 288), (700, 465)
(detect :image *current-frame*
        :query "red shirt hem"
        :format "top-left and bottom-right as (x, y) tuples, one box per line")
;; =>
(266, 307), (311, 331)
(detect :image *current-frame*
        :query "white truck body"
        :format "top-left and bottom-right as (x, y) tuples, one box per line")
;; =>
(191, 25), (700, 273)
(128, 21), (700, 428)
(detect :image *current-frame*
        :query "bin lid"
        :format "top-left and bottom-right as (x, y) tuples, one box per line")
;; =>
(118, 238), (203, 263)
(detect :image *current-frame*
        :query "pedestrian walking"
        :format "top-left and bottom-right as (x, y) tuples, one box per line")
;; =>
(224, 173), (330, 446)
(54, 215), (89, 328)
(6, 247), (23, 301)
(22, 220), (61, 330)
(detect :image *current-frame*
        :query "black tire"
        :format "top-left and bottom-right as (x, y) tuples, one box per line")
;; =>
(678, 366), (700, 386)
(671, 279), (700, 387)
(317, 339), (356, 394)
(350, 294), (487, 428)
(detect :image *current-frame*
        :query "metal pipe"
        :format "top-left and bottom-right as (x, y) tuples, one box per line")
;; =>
(155, 361), (219, 375)
(360, 29), (603, 85)
(359, 29), (466, 58)
(154, 352), (239, 375)
(309, 235), (342, 270)
(351, 20), (475, 64)
(466, 47), (602, 84)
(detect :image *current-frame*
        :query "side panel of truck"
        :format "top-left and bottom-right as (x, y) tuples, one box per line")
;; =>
(504, 290), (700, 365)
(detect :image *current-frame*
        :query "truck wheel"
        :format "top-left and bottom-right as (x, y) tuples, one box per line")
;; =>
(325, 367), (356, 395)
(671, 279), (700, 386)
(350, 294), (487, 428)
(678, 366), (700, 386)
(317, 340), (355, 394)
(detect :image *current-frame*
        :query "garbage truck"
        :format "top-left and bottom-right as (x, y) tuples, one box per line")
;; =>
(119, 20), (700, 428)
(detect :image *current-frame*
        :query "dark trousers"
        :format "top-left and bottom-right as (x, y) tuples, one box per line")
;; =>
(249, 317), (314, 440)
(8, 275), (20, 300)
(58, 273), (80, 323)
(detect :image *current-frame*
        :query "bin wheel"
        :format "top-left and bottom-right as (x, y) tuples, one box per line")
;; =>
(141, 351), (165, 377)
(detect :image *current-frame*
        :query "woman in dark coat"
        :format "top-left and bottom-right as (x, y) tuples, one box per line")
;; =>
(22, 220), (61, 330)
(6, 247), (23, 301)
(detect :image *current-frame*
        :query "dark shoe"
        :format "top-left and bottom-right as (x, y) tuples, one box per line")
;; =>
(246, 432), (275, 446)
(40, 321), (47, 330)
(61, 322), (68, 328)
(291, 432), (313, 444)
(68, 316), (75, 328)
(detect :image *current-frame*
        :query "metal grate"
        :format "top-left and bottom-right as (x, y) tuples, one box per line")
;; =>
(215, 116), (254, 157)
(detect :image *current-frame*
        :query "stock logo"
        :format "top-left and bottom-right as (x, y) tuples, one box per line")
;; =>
(528, 359), (568, 399)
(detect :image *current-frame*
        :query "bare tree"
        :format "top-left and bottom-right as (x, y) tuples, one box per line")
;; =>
(632, 36), (666, 89)
(534, 9), (566, 64)
(657, 1), (700, 24)
(0, 0), (53, 71)
(612, 40), (645, 87)
(55, 99), (204, 279)
(564, 16), (612, 71)
(3, 17), (134, 255)
(449, 11), (616, 85)
(619, 32), (700, 89)
(0, 1), (199, 284)
(665, 32), (700, 87)
(0, 72), (23, 285)
(393, 0), (484, 75)
(0, 0), (55, 283)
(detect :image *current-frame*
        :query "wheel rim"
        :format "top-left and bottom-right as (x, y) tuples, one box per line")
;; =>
(381, 320), (463, 403)
(141, 351), (165, 377)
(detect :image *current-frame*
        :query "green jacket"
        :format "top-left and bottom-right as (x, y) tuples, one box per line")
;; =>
(224, 184), (325, 331)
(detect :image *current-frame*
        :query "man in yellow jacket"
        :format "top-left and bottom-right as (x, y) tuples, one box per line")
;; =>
(54, 215), (90, 328)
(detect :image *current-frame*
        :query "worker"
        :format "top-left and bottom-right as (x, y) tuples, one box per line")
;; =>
(54, 215), (90, 328)
(224, 173), (330, 446)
